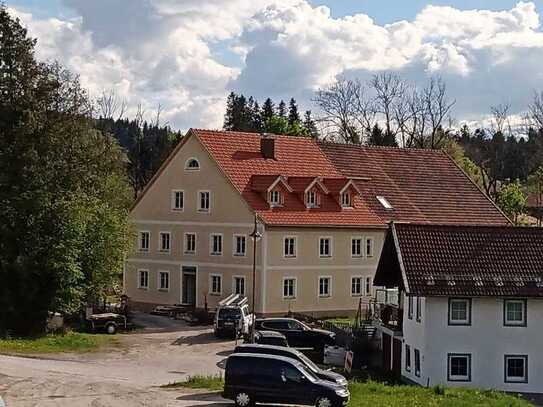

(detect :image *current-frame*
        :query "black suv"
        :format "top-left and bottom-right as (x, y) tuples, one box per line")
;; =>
(224, 353), (349, 407)
(253, 330), (289, 347)
(235, 343), (348, 388)
(255, 318), (335, 350)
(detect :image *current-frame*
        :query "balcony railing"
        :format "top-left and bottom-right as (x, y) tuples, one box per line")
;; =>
(372, 288), (402, 331)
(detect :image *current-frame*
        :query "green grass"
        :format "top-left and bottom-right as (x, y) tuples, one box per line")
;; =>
(348, 380), (532, 406)
(0, 332), (119, 354)
(161, 374), (224, 391)
(160, 376), (532, 406)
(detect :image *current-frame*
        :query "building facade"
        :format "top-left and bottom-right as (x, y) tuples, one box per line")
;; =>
(374, 223), (543, 393)
(125, 129), (508, 316)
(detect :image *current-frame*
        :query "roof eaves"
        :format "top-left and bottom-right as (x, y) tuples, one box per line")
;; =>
(391, 222), (410, 294)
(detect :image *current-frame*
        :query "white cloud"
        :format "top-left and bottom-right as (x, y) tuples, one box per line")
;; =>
(7, 1), (543, 130)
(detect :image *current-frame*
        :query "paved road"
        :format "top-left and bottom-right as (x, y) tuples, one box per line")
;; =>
(0, 315), (236, 406)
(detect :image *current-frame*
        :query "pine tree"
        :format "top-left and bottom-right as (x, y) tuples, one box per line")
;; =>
(223, 92), (237, 130)
(303, 110), (319, 139)
(278, 100), (286, 118)
(288, 98), (300, 126)
(262, 98), (275, 125)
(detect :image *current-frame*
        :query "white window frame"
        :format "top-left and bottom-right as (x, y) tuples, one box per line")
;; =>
(365, 276), (372, 296)
(185, 157), (200, 170)
(210, 233), (223, 256)
(448, 354), (471, 382)
(319, 236), (332, 258)
(137, 269), (149, 289)
(318, 276), (332, 298)
(209, 273), (222, 295)
(504, 299), (527, 327)
(414, 349), (421, 377)
(184, 232), (197, 255)
(365, 237), (374, 257)
(306, 190), (318, 208)
(283, 277), (297, 299)
(448, 298), (471, 326)
(351, 276), (363, 297)
(269, 190), (282, 207)
(405, 344), (411, 372)
(233, 234), (247, 257)
(233, 275), (246, 296)
(505, 355), (528, 383)
(138, 231), (150, 252)
(158, 231), (171, 253)
(171, 190), (184, 211)
(197, 190), (211, 213)
(341, 192), (352, 208)
(158, 270), (170, 291)
(283, 236), (297, 258)
(351, 236), (363, 258)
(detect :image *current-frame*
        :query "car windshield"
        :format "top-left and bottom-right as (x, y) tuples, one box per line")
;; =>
(219, 308), (241, 319)
(297, 351), (320, 373)
(297, 363), (319, 382)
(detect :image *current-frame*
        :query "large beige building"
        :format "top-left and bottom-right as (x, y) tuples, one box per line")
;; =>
(124, 129), (509, 316)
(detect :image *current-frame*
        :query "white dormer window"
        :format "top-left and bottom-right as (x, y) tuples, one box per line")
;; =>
(341, 192), (352, 207)
(185, 158), (200, 170)
(306, 191), (318, 208)
(270, 190), (282, 207)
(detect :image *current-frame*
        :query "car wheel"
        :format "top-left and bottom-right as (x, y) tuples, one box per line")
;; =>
(234, 392), (252, 407)
(316, 396), (333, 407)
(105, 323), (117, 335)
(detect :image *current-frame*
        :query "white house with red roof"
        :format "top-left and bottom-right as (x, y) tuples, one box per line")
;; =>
(124, 129), (509, 316)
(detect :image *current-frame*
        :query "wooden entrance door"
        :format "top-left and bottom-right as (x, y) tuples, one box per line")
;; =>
(392, 337), (402, 377)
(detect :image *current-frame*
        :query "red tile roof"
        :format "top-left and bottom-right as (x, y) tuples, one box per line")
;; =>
(375, 223), (543, 297)
(319, 142), (510, 226)
(190, 129), (509, 227)
(194, 129), (383, 227)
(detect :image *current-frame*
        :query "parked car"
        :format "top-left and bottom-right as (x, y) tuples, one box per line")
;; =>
(253, 330), (289, 347)
(235, 343), (348, 388)
(254, 318), (335, 350)
(224, 353), (349, 407)
(87, 313), (127, 334)
(214, 294), (253, 338)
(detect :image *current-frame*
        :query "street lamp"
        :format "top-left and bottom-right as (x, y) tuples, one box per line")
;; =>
(249, 214), (262, 343)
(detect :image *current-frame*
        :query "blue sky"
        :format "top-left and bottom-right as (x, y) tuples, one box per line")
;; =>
(311, 0), (543, 22)
(6, 1), (543, 131)
(11, 0), (543, 23)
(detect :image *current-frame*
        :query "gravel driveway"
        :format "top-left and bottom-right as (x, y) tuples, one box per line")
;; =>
(0, 313), (237, 406)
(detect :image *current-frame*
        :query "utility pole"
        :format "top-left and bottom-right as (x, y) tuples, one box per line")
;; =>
(249, 214), (262, 343)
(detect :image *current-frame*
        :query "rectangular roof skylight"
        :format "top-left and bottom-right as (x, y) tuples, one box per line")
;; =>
(377, 196), (393, 210)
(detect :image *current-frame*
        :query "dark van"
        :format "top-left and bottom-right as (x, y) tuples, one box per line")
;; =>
(234, 343), (348, 388)
(224, 353), (349, 407)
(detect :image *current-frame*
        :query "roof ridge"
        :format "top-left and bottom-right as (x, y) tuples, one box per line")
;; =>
(317, 140), (447, 154)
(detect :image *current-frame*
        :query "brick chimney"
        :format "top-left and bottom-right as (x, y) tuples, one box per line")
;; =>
(260, 133), (275, 159)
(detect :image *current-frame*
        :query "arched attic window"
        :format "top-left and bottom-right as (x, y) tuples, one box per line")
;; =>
(185, 158), (200, 170)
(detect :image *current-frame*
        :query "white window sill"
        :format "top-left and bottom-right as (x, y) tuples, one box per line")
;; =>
(184, 251), (196, 255)
(233, 253), (247, 257)
(283, 297), (296, 300)
(319, 295), (331, 298)
(210, 253), (223, 256)
(209, 292), (221, 296)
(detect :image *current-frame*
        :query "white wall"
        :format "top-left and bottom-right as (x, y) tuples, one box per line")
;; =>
(404, 297), (543, 393)
(401, 295), (428, 386)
